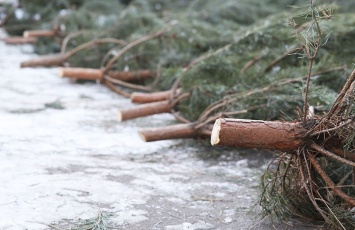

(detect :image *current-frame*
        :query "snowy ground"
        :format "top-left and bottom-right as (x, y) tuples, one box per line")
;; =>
(0, 29), (312, 230)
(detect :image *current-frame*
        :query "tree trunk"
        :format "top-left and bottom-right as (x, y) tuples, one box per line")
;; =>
(139, 123), (211, 142)
(2, 36), (37, 44)
(211, 118), (306, 152)
(59, 67), (153, 81)
(117, 100), (171, 121)
(20, 54), (66, 68)
(108, 69), (153, 81)
(131, 90), (172, 103)
(23, 30), (56, 38)
(60, 67), (103, 81)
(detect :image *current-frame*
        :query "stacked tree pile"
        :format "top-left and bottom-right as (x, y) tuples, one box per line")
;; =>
(136, 4), (354, 143)
(207, 3), (355, 229)
(211, 69), (354, 228)
(16, 0), (293, 96)
(0, 0), (86, 46)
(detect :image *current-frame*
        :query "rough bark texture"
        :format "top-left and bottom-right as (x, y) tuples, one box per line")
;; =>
(117, 100), (171, 121)
(60, 67), (103, 81)
(139, 123), (212, 142)
(2, 36), (37, 44)
(59, 68), (153, 81)
(211, 118), (306, 152)
(20, 54), (66, 68)
(108, 70), (153, 81)
(139, 123), (197, 142)
(131, 90), (172, 103)
(23, 30), (56, 38)
(104, 81), (131, 98)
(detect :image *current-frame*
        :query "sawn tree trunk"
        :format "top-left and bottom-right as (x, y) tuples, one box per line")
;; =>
(211, 118), (306, 152)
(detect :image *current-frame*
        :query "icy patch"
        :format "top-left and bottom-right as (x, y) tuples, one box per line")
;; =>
(165, 221), (215, 230)
(0, 29), (276, 229)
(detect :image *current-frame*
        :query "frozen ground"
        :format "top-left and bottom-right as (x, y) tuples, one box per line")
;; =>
(0, 29), (313, 230)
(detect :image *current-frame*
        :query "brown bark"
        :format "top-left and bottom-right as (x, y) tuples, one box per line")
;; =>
(308, 153), (355, 206)
(60, 67), (103, 81)
(20, 54), (66, 68)
(108, 70), (154, 81)
(104, 80), (131, 98)
(211, 118), (306, 152)
(59, 67), (153, 81)
(117, 100), (171, 121)
(131, 90), (172, 103)
(23, 30), (56, 38)
(139, 123), (211, 142)
(2, 36), (37, 44)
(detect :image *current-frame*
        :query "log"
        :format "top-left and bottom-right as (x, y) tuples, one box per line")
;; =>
(60, 67), (103, 81)
(139, 123), (212, 142)
(2, 36), (37, 44)
(108, 69), (154, 81)
(139, 123), (198, 142)
(23, 30), (56, 38)
(117, 100), (171, 121)
(131, 90), (172, 103)
(20, 54), (66, 68)
(211, 118), (306, 152)
(59, 67), (154, 81)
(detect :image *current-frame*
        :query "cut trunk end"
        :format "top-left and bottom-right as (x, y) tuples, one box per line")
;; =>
(117, 100), (171, 121)
(20, 53), (66, 68)
(2, 36), (37, 44)
(211, 118), (305, 152)
(210, 119), (221, 146)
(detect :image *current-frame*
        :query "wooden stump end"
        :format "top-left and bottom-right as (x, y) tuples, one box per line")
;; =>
(211, 118), (221, 146)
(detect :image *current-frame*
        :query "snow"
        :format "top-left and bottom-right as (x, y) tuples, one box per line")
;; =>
(0, 29), (302, 229)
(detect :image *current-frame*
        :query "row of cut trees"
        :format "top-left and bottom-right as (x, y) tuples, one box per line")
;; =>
(1, 0), (354, 228)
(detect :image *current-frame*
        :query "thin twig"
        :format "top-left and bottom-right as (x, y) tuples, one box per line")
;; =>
(170, 109), (191, 123)
(103, 80), (131, 97)
(264, 46), (303, 73)
(61, 30), (91, 54)
(104, 75), (151, 92)
(298, 153), (332, 223)
(325, 69), (355, 119)
(63, 38), (126, 59)
(311, 143), (355, 167)
(308, 152), (355, 206)
(170, 92), (190, 107)
(103, 29), (167, 73)
(311, 119), (353, 137)
(303, 0), (322, 121)
(241, 54), (264, 73)
(184, 43), (232, 71)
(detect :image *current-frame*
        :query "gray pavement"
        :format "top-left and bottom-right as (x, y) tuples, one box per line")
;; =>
(0, 29), (314, 230)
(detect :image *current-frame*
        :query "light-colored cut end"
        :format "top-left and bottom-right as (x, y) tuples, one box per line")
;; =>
(130, 93), (136, 100)
(23, 31), (30, 38)
(130, 92), (139, 102)
(59, 68), (64, 77)
(117, 112), (123, 122)
(211, 118), (221, 145)
(138, 130), (148, 142)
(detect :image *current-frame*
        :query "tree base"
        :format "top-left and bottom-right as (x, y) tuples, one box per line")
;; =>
(139, 123), (211, 142)
(20, 54), (66, 68)
(211, 118), (305, 152)
(117, 100), (171, 121)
